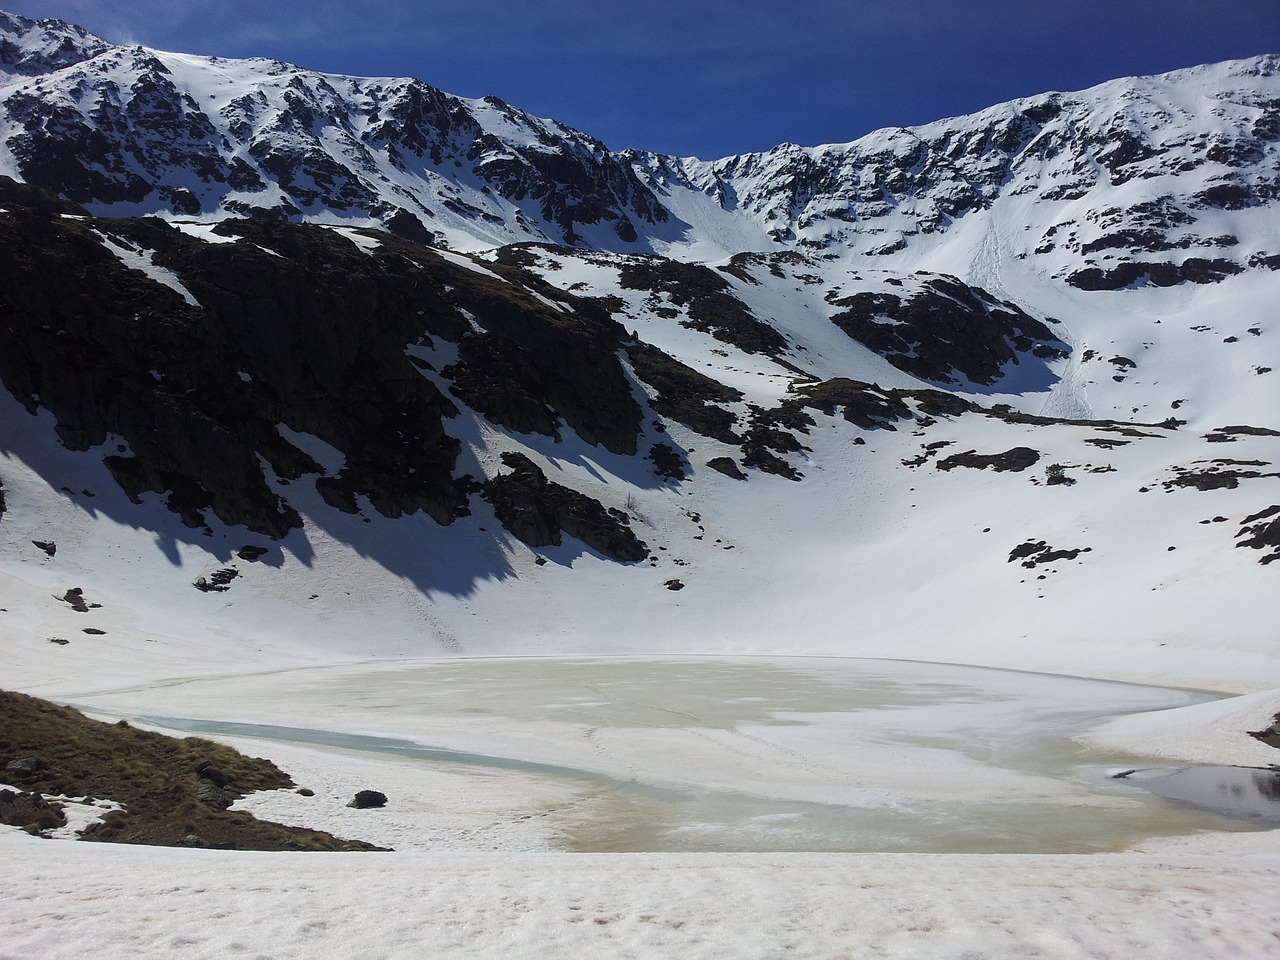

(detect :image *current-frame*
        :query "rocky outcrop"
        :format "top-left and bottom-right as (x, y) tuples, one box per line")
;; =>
(619, 259), (790, 357)
(482, 453), (648, 562)
(0, 180), (646, 539)
(1066, 258), (1245, 290)
(0, 189), (467, 534)
(626, 341), (743, 443)
(936, 447), (1042, 472)
(830, 277), (1067, 386)
(0, 788), (64, 833)
(442, 262), (642, 455)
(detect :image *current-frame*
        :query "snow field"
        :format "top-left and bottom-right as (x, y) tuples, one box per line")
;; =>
(3, 829), (1278, 960)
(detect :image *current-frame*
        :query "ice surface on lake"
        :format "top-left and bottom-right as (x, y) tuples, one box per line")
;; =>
(99, 656), (1274, 854)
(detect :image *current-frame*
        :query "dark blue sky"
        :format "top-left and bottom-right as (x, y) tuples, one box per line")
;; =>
(7, 1), (1279, 158)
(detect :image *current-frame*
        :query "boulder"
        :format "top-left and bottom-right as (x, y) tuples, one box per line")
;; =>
(0, 788), (65, 832)
(195, 760), (232, 789)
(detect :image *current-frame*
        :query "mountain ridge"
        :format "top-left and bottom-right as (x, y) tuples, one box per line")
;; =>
(3, 10), (1279, 268)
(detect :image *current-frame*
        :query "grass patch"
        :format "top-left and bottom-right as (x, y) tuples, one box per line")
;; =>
(0, 690), (385, 851)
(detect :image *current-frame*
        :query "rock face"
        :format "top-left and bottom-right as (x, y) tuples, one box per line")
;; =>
(482, 453), (649, 562)
(1236, 506), (1280, 563)
(0, 179), (643, 541)
(626, 341), (743, 443)
(618, 259), (789, 357)
(935, 448), (1042, 473)
(829, 277), (1067, 386)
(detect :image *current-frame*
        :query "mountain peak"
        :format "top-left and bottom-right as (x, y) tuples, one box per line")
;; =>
(0, 9), (111, 78)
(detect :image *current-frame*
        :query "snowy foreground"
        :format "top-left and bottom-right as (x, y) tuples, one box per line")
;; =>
(3, 824), (1279, 959)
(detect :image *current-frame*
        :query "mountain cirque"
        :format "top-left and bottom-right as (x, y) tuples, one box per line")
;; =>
(0, 10), (1276, 689)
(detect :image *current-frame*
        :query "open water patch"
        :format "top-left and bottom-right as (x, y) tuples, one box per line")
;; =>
(1119, 765), (1280, 823)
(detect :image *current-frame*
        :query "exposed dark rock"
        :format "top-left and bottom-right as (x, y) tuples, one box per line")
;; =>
(937, 447), (1041, 473)
(59, 587), (90, 612)
(1162, 460), (1280, 491)
(903, 441), (954, 468)
(792, 379), (920, 429)
(829, 277), (1066, 385)
(982, 407), (1174, 435)
(740, 403), (810, 481)
(626, 341), (742, 443)
(0, 788), (65, 833)
(0, 182), (656, 542)
(195, 783), (233, 808)
(664, 579), (685, 591)
(6, 756), (41, 776)
(442, 256), (641, 455)
(911, 390), (978, 418)
(619, 259), (789, 357)
(1066, 258), (1244, 289)
(348, 790), (387, 809)
(647, 442), (687, 481)
(706, 457), (748, 480)
(482, 453), (648, 562)
(1247, 712), (1280, 749)
(32, 540), (56, 557)
(381, 209), (438, 245)
(1204, 425), (1280, 443)
(193, 568), (239, 593)
(1236, 505), (1280, 564)
(740, 444), (804, 481)
(195, 760), (232, 789)
(1008, 540), (1092, 567)
(236, 545), (268, 562)
(0, 187), (470, 535)
(730, 379), (978, 480)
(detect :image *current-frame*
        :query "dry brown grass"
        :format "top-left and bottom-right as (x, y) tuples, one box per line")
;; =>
(0, 690), (386, 850)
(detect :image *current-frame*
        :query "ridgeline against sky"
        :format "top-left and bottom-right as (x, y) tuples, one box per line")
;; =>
(3, 0), (1277, 158)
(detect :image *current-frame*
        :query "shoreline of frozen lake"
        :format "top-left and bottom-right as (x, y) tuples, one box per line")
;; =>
(57, 656), (1280, 855)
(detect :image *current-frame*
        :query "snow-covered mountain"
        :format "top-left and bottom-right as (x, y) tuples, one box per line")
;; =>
(4, 9), (1280, 270)
(0, 9), (1277, 697)
(0, 9), (669, 250)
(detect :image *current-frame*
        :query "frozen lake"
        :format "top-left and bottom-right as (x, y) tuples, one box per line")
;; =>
(85, 657), (1277, 853)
